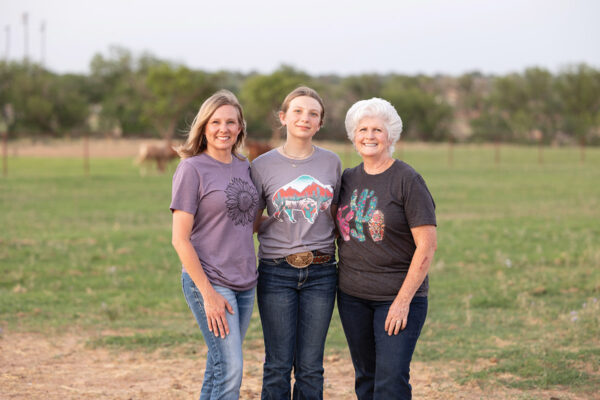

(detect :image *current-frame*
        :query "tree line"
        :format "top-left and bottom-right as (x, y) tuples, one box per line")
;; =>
(1, 46), (599, 145)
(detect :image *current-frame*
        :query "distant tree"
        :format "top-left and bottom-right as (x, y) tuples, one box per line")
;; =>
(555, 64), (600, 146)
(525, 68), (560, 127)
(470, 105), (512, 143)
(0, 62), (88, 136)
(456, 72), (491, 114)
(211, 70), (249, 94)
(489, 74), (531, 142)
(341, 74), (384, 102)
(382, 76), (453, 141)
(51, 73), (90, 134)
(89, 47), (155, 136)
(473, 69), (561, 145)
(2, 48), (598, 147)
(142, 62), (216, 140)
(239, 65), (312, 141)
(304, 75), (342, 141)
(315, 74), (385, 142)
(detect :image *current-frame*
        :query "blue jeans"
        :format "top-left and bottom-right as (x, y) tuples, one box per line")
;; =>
(182, 272), (255, 400)
(337, 290), (428, 400)
(257, 258), (337, 400)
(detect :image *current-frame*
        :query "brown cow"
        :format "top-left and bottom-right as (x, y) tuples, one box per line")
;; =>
(245, 139), (273, 161)
(136, 141), (178, 173)
(136, 139), (271, 174)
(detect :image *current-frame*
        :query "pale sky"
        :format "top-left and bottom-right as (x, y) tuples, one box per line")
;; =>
(1, 0), (599, 76)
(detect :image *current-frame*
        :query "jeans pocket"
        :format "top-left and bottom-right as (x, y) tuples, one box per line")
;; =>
(258, 258), (280, 267)
(406, 297), (428, 338)
(320, 259), (338, 269)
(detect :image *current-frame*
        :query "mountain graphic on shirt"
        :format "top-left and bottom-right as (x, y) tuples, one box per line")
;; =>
(271, 175), (334, 223)
(274, 175), (333, 199)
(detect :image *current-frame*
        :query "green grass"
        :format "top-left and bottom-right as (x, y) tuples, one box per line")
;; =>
(1, 144), (599, 395)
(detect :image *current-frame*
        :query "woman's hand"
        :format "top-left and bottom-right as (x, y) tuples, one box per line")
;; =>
(172, 210), (234, 338)
(202, 287), (234, 338)
(384, 297), (410, 336)
(384, 225), (437, 336)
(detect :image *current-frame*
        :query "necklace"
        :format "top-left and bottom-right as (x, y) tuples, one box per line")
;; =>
(282, 144), (315, 168)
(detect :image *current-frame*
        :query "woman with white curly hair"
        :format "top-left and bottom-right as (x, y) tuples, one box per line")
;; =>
(335, 98), (437, 399)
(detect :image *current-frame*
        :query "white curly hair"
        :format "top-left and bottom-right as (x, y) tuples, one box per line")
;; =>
(345, 98), (403, 156)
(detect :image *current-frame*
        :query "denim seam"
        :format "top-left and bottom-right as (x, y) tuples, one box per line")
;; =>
(298, 268), (309, 287)
(190, 284), (225, 399)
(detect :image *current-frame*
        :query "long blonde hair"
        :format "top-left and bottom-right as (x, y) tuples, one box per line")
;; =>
(176, 90), (247, 159)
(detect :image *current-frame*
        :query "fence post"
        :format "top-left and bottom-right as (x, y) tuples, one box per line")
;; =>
(1, 104), (14, 177)
(494, 140), (501, 165)
(2, 131), (7, 177)
(83, 132), (89, 176)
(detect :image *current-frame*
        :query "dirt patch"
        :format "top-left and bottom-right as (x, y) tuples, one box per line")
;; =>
(0, 332), (587, 399)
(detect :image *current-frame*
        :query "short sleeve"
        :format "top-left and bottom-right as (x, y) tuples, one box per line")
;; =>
(250, 163), (266, 210)
(170, 161), (200, 214)
(403, 174), (437, 228)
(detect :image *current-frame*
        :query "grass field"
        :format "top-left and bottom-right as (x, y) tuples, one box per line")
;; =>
(1, 143), (599, 396)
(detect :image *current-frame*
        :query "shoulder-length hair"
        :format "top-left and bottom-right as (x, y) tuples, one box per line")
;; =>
(176, 90), (247, 159)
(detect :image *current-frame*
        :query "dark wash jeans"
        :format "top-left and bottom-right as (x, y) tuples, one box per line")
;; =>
(337, 290), (428, 400)
(257, 258), (337, 400)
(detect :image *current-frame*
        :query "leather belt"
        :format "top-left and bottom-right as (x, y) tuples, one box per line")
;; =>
(280, 250), (332, 268)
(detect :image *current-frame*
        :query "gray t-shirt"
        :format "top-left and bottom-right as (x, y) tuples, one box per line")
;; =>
(250, 147), (342, 259)
(170, 153), (258, 291)
(336, 160), (436, 301)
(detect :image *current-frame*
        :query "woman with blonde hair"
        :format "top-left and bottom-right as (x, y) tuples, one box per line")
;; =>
(251, 86), (342, 399)
(171, 90), (259, 400)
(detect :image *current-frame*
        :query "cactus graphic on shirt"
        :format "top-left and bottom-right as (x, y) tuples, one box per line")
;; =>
(368, 209), (385, 241)
(349, 188), (378, 241)
(336, 205), (354, 241)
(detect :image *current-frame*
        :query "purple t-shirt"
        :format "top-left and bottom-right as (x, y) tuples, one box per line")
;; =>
(170, 153), (258, 291)
(250, 147), (342, 259)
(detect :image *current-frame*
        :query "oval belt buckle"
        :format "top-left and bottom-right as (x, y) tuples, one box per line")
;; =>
(285, 251), (314, 268)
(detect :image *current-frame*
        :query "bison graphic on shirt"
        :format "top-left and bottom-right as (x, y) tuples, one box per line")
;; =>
(271, 175), (333, 224)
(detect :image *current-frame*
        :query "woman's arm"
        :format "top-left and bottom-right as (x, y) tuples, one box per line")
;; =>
(330, 204), (338, 220)
(253, 208), (266, 233)
(384, 225), (437, 335)
(172, 210), (233, 338)
(330, 204), (340, 238)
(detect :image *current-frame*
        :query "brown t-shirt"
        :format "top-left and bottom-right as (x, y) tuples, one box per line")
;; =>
(336, 160), (436, 301)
